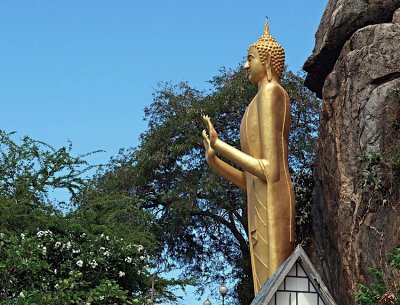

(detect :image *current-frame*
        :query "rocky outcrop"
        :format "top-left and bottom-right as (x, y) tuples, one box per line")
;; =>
(304, 0), (400, 98)
(304, 2), (400, 304)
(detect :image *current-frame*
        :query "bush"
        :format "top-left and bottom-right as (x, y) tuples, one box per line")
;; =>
(0, 230), (151, 304)
(355, 248), (400, 305)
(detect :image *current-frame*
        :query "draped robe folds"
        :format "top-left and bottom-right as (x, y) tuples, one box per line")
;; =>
(239, 89), (295, 294)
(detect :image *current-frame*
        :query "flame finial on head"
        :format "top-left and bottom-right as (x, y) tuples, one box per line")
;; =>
(249, 18), (285, 79)
(264, 17), (270, 36)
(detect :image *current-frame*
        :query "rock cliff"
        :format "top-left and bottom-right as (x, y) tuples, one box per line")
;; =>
(304, 1), (400, 304)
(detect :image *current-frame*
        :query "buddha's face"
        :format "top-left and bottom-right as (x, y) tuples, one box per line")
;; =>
(244, 46), (267, 84)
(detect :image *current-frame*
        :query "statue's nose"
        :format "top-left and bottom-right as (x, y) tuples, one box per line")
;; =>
(243, 61), (249, 70)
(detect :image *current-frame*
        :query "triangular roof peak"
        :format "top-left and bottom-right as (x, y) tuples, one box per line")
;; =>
(251, 245), (336, 305)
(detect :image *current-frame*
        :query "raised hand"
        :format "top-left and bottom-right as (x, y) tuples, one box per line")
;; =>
(202, 115), (218, 146)
(202, 129), (216, 162)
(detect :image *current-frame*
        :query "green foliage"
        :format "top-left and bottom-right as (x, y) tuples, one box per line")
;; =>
(355, 248), (400, 305)
(384, 90), (400, 198)
(283, 71), (320, 170)
(356, 268), (387, 305)
(0, 195), (59, 234)
(0, 130), (99, 235)
(70, 193), (159, 251)
(0, 130), (98, 207)
(360, 152), (383, 190)
(356, 94), (400, 305)
(359, 88), (400, 201)
(0, 65), (320, 304)
(88, 66), (320, 304)
(0, 230), (151, 304)
(293, 168), (314, 246)
(0, 132), (187, 304)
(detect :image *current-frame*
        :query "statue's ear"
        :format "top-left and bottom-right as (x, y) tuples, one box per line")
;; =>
(264, 53), (271, 69)
(265, 53), (272, 81)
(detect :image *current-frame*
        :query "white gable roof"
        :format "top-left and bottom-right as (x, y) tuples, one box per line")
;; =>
(250, 245), (336, 305)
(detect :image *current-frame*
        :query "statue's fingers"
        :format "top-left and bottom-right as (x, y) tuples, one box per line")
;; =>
(207, 118), (213, 131)
(203, 130), (211, 143)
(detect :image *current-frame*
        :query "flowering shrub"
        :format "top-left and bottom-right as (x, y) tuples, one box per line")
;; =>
(0, 230), (152, 304)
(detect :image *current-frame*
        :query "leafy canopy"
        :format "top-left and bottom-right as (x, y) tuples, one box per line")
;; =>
(89, 66), (321, 304)
(0, 131), (187, 304)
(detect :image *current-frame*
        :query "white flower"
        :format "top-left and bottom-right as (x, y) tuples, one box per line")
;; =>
(105, 235), (110, 241)
(81, 233), (86, 237)
(140, 256), (145, 261)
(72, 249), (80, 254)
(118, 271), (125, 277)
(42, 246), (47, 255)
(134, 244), (144, 252)
(54, 242), (61, 249)
(36, 231), (45, 238)
(99, 296), (104, 300)
(100, 233), (104, 238)
(100, 247), (106, 251)
(20, 233), (25, 240)
(76, 260), (83, 268)
(54, 269), (57, 274)
(64, 241), (72, 250)
(36, 230), (52, 238)
(55, 283), (60, 289)
(103, 251), (110, 257)
(125, 257), (132, 263)
(89, 260), (98, 269)
(19, 291), (25, 298)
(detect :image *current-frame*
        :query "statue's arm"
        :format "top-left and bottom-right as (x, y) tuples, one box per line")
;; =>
(212, 140), (268, 181)
(202, 130), (246, 190)
(206, 155), (247, 191)
(256, 84), (283, 183)
(206, 84), (283, 183)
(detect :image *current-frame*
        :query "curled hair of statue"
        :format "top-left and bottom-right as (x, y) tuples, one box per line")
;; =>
(249, 19), (285, 79)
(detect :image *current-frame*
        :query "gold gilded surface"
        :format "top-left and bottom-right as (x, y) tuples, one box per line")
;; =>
(202, 20), (295, 295)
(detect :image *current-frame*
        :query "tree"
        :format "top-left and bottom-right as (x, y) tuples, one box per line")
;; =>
(86, 66), (320, 304)
(0, 130), (97, 234)
(0, 131), (187, 304)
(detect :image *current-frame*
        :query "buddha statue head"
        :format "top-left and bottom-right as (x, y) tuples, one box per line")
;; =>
(248, 19), (285, 80)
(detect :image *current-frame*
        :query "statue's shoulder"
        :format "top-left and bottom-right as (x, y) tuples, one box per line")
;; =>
(258, 82), (286, 101)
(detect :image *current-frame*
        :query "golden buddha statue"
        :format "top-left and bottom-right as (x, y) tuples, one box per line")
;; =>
(202, 20), (295, 295)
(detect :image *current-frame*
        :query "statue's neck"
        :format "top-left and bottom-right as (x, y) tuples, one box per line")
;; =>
(258, 67), (279, 90)
(258, 76), (279, 90)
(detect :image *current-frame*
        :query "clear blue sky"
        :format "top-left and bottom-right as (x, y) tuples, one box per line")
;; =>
(0, 0), (327, 303)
